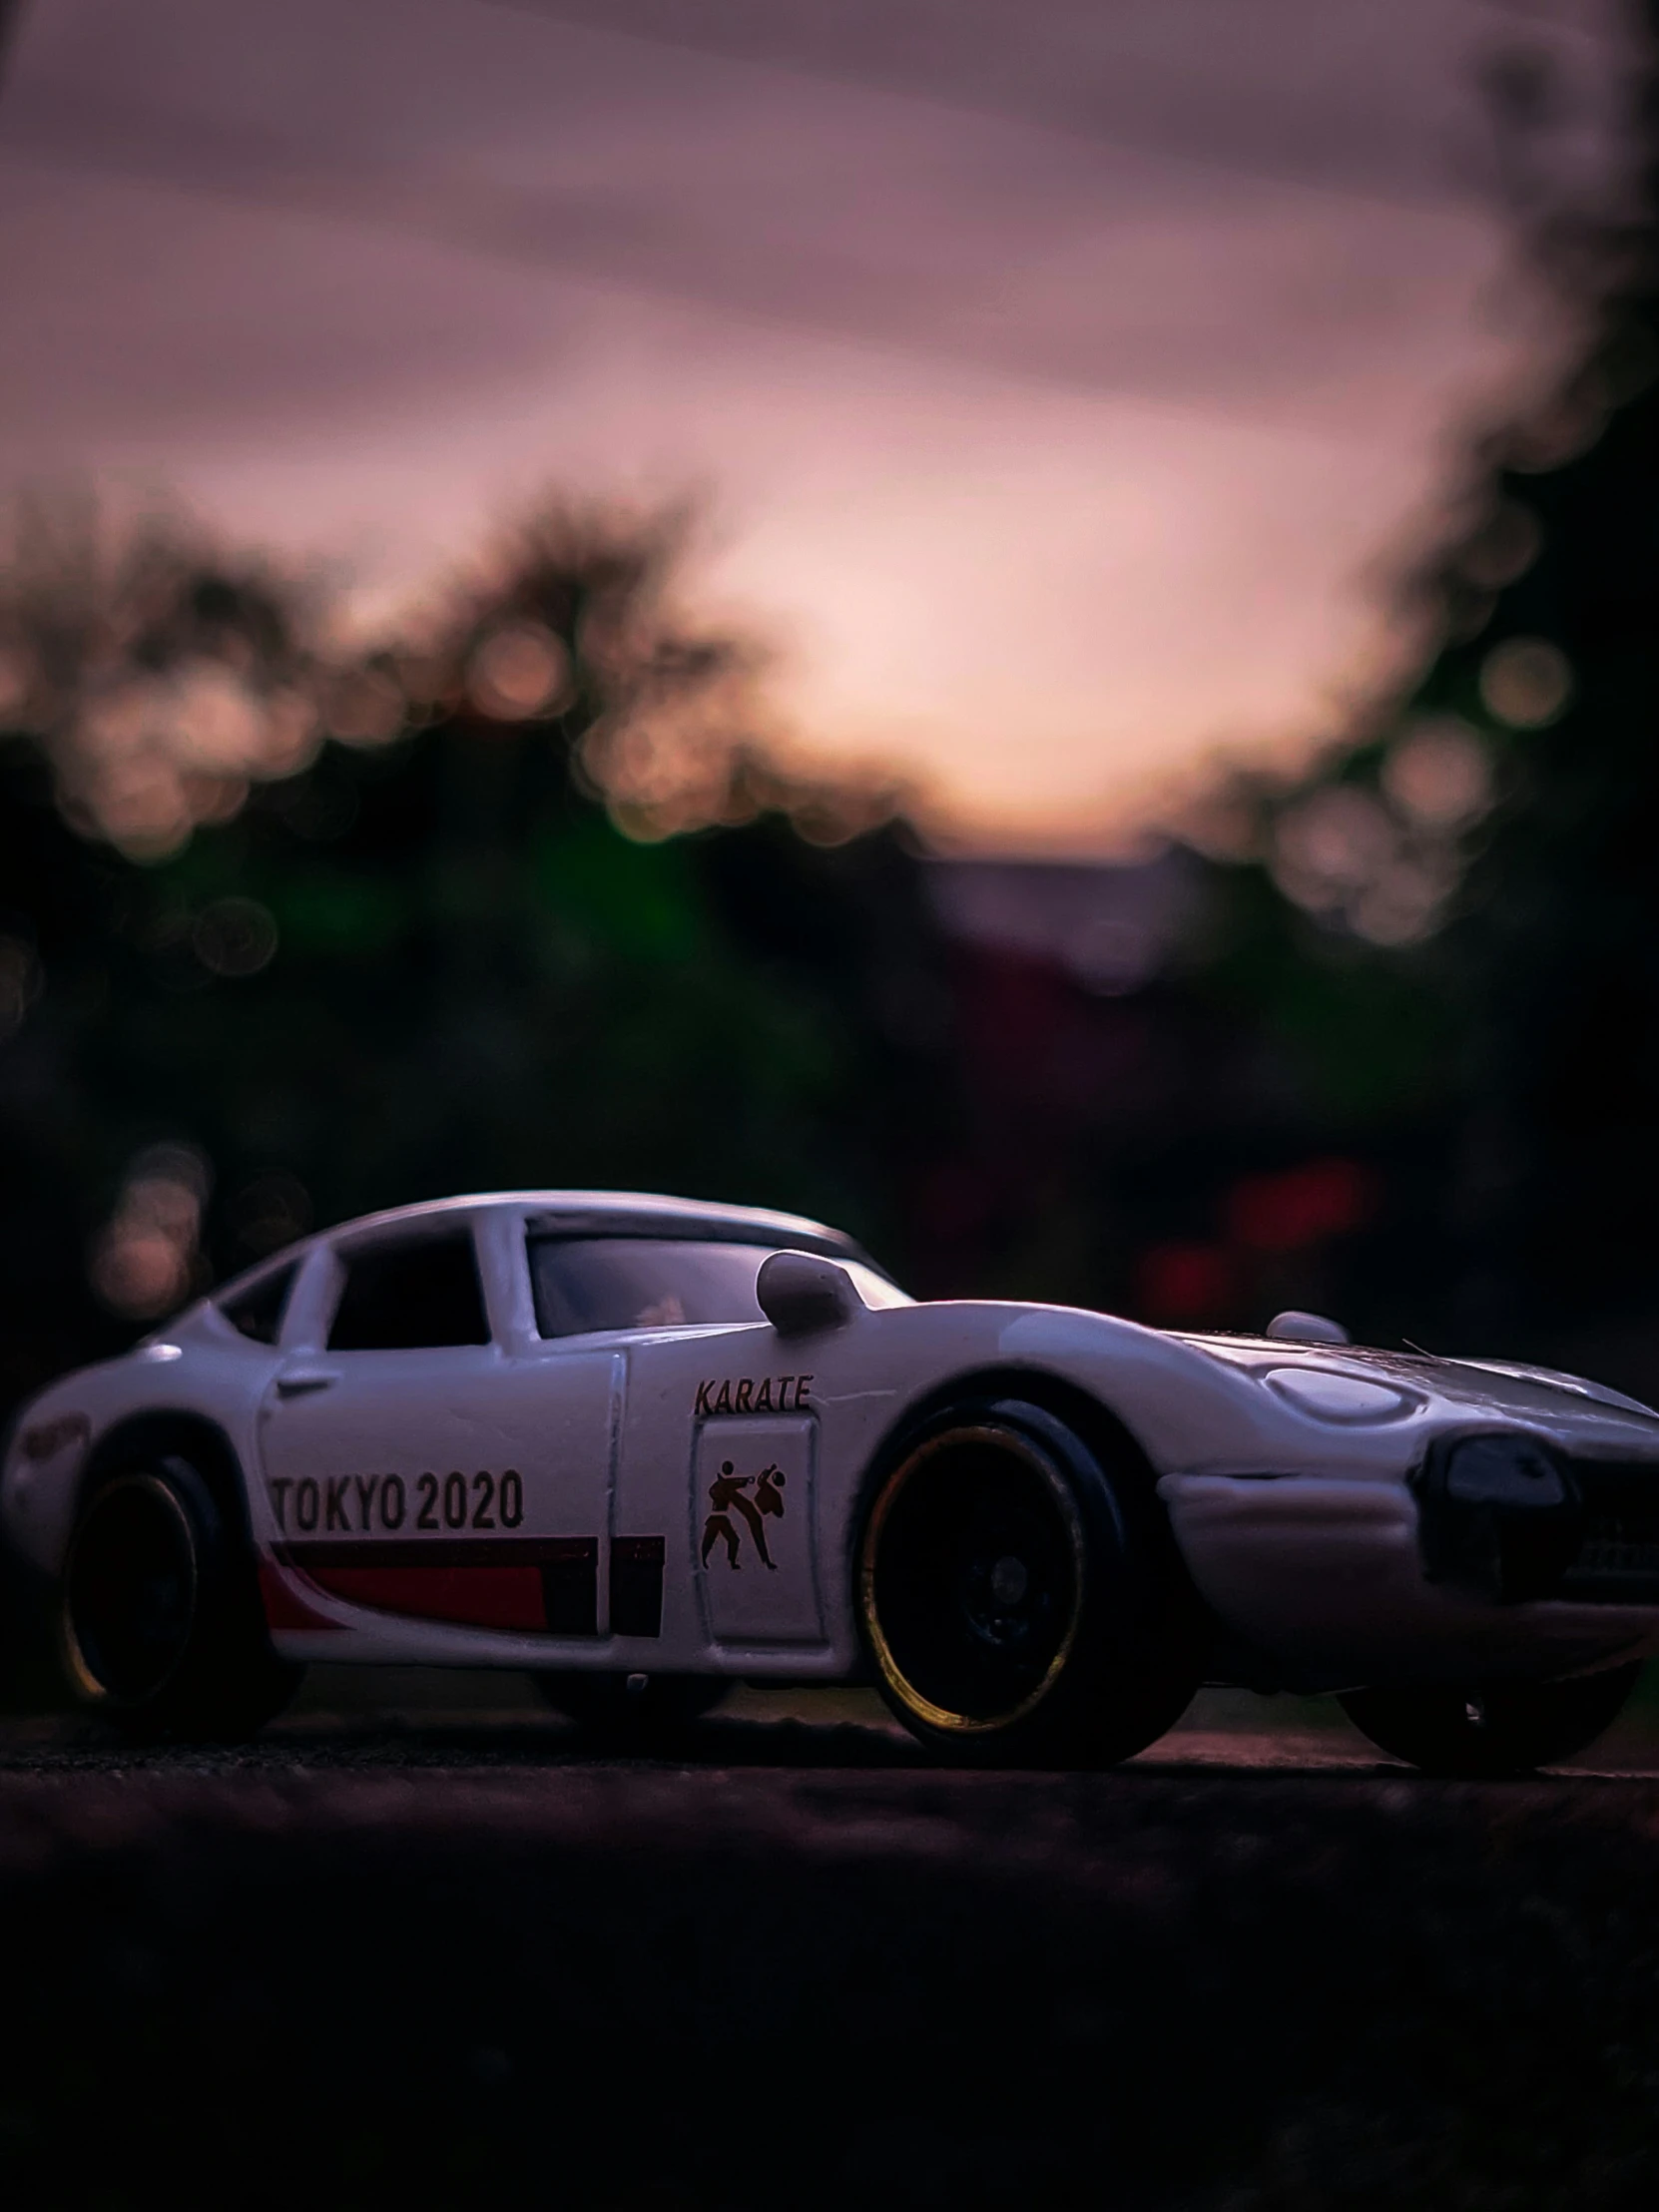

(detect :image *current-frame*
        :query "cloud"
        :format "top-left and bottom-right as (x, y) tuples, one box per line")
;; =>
(1, 0), (1546, 410)
(495, 0), (1513, 205)
(0, 0), (1622, 840)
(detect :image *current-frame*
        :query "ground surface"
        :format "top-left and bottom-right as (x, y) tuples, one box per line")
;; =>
(4, 1680), (1659, 2210)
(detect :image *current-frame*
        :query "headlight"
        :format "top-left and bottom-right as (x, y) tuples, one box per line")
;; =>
(1265, 1369), (1413, 1423)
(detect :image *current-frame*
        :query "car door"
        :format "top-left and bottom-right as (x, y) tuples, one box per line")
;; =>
(617, 1317), (830, 1654)
(257, 1217), (617, 1639)
(524, 1229), (836, 1656)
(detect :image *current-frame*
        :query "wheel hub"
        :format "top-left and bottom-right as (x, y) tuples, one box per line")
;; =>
(861, 1423), (1084, 1731)
(988, 1554), (1029, 1608)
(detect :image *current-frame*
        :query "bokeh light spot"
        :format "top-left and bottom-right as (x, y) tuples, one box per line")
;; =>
(326, 668), (406, 746)
(1479, 637), (1573, 728)
(231, 1173), (312, 1255)
(90, 1143), (211, 1321)
(468, 623), (571, 721)
(1271, 786), (1395, 910)
(1459, 501), (1543, 591)
(1382, 720), (1491, 830)
(193, 897), (278, 977)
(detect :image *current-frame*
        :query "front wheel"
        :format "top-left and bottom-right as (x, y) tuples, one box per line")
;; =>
(1339, 1664), (1642, 1776)
(61, 1455), (303, 1741)
(856, 1399), (1202, 1767)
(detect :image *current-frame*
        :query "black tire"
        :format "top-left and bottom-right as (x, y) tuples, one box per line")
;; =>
(533, 1670), (728, 1742)
(856, 1398), (1203, 1767)
(1339, 1663), (1642, 1777)
(61, 1454), (303, 1741)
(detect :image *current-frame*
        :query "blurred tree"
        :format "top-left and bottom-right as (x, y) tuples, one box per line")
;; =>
(0, 492), (953, 1417)
(6, 11), (1656, 1424)
(1407, 8), (1659, 1361)
(1157, 3), (1659, 1380)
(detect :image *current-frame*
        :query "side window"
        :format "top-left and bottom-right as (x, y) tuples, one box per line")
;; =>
(327, 1233), (490, 1352)
(528, 1238), (770, 1338)
(220, 1261), (298, 1346)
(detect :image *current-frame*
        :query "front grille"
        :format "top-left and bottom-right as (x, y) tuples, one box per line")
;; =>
(1558, 1463), (1659, 1602)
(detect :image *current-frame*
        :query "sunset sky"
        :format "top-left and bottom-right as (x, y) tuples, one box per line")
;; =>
(0, 0), (1632, 847)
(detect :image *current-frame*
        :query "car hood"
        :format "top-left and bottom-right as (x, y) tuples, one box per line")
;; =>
(1173, 1333), (1659, 1431)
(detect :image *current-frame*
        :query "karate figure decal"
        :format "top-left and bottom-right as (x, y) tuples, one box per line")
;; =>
(701, 1460), (787, 1571)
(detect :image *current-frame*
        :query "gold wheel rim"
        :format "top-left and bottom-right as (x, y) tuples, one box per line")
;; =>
(858, 1422), (1085, 1735)
(61, 1472), (198, 1706)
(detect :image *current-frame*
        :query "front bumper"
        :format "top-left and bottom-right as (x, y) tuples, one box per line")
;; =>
(1159, 1454), (1659, 1691)
(1414, 1433), (1659, 1606)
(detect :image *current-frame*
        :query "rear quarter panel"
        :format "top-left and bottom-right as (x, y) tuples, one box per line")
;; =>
(1, 1314), (276, 1579)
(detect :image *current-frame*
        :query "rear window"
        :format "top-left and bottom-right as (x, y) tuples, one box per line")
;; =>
(328, 1233), (490, 1351)
(528, 1237), (906, 1340)
(220, 1261), (298, 1346)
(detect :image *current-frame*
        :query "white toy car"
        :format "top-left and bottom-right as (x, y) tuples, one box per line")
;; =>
(3, 1190), (1655, 1772)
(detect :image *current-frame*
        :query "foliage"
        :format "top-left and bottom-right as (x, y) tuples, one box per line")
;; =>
(5, 18), (1659, 1415)
(1159, 4), (1659, 1374)
(0, 494), (949, 1417)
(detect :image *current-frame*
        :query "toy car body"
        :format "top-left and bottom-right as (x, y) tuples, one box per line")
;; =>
(4, 1188), (1657, 1770)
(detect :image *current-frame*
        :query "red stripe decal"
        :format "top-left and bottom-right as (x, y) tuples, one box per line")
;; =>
(259, 1559), (345, 1633)
(306, 1563), (548, 1632)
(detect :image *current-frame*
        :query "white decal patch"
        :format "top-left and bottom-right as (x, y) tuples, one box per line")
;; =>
(694, 1417), (823, 1645)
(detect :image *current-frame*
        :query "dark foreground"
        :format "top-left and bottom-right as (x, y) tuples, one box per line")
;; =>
(3, 1686), (1659, 2211)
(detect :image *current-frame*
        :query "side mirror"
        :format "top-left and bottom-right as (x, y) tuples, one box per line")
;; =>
(1265, 1309), (1351, 1347)
(757, 1251), (863, 1338)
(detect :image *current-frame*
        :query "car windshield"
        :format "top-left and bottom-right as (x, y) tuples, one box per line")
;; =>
(527, 1236), (908, 1339)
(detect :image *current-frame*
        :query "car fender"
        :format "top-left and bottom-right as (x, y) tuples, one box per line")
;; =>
(786, 1299), (1312, 1653)
(826, 1299), (1357, 1484)
(1, 1312), (273, 1579)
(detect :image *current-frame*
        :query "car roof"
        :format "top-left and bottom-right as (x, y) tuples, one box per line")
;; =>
(212, 1189), (877, 1306)
(352, 1189), (860, 1248)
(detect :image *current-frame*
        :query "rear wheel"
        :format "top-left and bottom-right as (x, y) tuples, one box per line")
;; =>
(1339, 1664), (1641, 1776)
(857, 1399), (1202, 1767)
(533, 1670), (728, 1743)
(61, 1455), (302, 1741)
